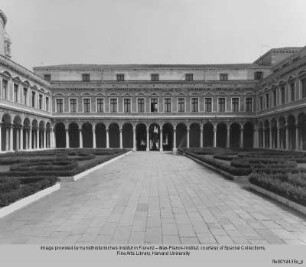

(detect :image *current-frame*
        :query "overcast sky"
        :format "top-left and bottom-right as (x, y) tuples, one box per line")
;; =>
(1, 0), (306, 70)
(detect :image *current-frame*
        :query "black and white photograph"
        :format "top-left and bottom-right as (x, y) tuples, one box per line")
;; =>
(0, 0), (306, 266)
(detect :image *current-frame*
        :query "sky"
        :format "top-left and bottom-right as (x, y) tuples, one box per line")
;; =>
(1, 0), (306, 70)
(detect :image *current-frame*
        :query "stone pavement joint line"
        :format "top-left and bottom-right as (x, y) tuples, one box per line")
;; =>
(0, 152), (306, 245)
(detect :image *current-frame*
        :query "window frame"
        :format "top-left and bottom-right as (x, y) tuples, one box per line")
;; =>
(245, 97), (253, 112)
(185, 73), (194, 81)
(205, 97), (212, 113)
(82, 97), (91, 113)
(191, 97), (199, 112)
(55, 98), (64, 113)
(123, 97), (132, 113)
(137, 97), (145, 113)
(219, 73), (228, 81)
(96, 97), (104, 113)
(116, 74), (125, 81)
(231, 97), (240, 112)
(150, 97), (159, 113)
(82, 73), (90, 82)
(69, 97), (78, 113)
(177, 97), (186, 113)
(163, 97), (172, 113)
(218, 97), (226, 112)
(110, 97), (118, 113)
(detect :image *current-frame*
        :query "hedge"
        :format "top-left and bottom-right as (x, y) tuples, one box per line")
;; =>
(0, 178), (20, 194)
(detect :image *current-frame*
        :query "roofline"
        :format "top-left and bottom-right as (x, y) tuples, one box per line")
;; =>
(34, 63), (271, 71)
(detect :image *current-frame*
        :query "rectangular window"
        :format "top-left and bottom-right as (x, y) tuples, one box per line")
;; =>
(290, 82), (295, 101)
(219, 73), (228, 81)
(44, 74), (51, 81)
(259, 96), (263, 111)
(164, 98), (171, 112)
(138, 98), (144, 113)
(70, 98), (77, 113)
(2, 79), (8, 99)
(23, 88), (28, 105)
(46, 97), (49, 111)
(178, 98), (185, 112)
(82, 73), (90, 82)
(191, 98), (198, 112)
(39, 94), (43, 109)
(218, 98), (225, 112)
(205, 98), (212, 112)
(246, 98), (252, 112)
(232, 98), (239, 112)
(151, 74), (159, 81)
(185, 73), (193, 81)
(254, 71), (263, 80)
(280, 86), (286, 104)
(124, 98), (131, 113)
(32, 91), (36, 108)
(265, 94), (269, 109)
(273, 90), (277, 106)
(110, 98), (117, 112)
(116, 74), (125, 81)
(56, 99), (63, 113)
(14, 84), (19, 103)
(97, 98), (104, 113)
(83, 98), (91, 113)
(302, 78), (306, 98)
(151, 98), (158, 112)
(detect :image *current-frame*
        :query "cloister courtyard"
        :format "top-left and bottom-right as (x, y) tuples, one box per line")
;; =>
(0, 152), (306, 245)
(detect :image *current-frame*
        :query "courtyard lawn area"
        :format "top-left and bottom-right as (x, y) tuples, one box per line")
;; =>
(179, 147), (306, 207)
(0, 148), (129, 207)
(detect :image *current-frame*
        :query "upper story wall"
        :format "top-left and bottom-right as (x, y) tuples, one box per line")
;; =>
(0, 55), (52, 117)
(34, 64), (271, 82)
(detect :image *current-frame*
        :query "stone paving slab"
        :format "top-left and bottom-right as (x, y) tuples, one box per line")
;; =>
(1, 152), (306, 245)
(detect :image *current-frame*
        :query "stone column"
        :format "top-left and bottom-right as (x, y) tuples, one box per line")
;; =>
(65, 129), (69, 148)
(262, 127), (266, 148)
(269, 129), (273, 149)
(277, 128), (281, 149)
(295, 125), (299, 151)
(0, 124), (2, 151)
(159, 128), (163, 152)
(50, 128), (54, 148)
(253, 127), (259, 148)
(226, 125), (230, 148)
(173, 127), (177, 152)
(240, 126), (244, 148)
(20, 127), (24, 150)
(106, 128), (109, 149)
(285, 125), (289, 150)
(5, 128), (9, 151)
(133, 127), (136, 151)
(213, 125), (217, 148)
(16, 128), (19, 151)
(79, 129), (83, 148)
(186, 126), (190, 148)
(9, 126), (13, 151)
(200, 127), (203, 148)
(44, 129), (47, 149)
(119, 127), (123, 149)
(92, 126), (96, 149)
(146, 126), (149, 151)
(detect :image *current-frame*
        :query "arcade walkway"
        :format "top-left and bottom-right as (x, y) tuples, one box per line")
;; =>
(0, 152), (306, 244)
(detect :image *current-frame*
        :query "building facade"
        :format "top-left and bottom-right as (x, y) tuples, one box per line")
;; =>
(0, 9), (306, 152)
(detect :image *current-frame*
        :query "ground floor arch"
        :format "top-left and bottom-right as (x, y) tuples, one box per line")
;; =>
(109, 123), (120, 148)
(216, 123), (227, 148)
(162, 123), (173, 151)
(190, 123), (200, 148)
(176, 123), (187, 148)
(203, 123), (213, 147)
(96, 123), (106, 148)
(122, 123), (133, 148)
(136, 123), (147, 151)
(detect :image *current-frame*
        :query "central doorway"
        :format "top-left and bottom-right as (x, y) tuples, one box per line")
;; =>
(149, 123), (160, 151)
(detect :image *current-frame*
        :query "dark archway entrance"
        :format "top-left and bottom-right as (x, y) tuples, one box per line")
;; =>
(217, 123), (227, 148)
(136, 123), (147, 151)
(203, 123), (213, 147)
(96, 123), (106, 148)
(123, 123), (133, 148)
(230, 123), (240, 148)
(244, 122), (254, 148)
(109, 123), (120, 148)
(55, 122), (66, 148)
(162, 123), (173, 151)
(69, 122), (79, 148)
(190, 123), (200, 148)
(176, 123), (187, 148)
(149, 123), (160, 151)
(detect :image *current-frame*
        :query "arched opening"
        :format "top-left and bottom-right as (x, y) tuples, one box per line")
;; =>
(271, 119), (277, 149)
(82, 123), (93, 148)
(32, 120), (38, 149)
(13, 116), (22, 151)
(258, 123), (263, 148)
(38, 121), (45, 149)
(217, 123), (227, 148)
(190, 123), (200, 148)
(96, 123), (106, 148)
(1, 114), (11, 151)
(298, 113), (306, 150)
(136, 123), (147, 151)
(162, 123), (173, 151)
(264, 120), (270, 148)
(230, 123), (240, 148)
(149, 123), (160, 151)
(243, 122), (254, 148)
(109, 123), (120, 148)
(55, 122), (66, 148)
(203, 123), (213, 147)
(122, 123), (133, 148)
(176, 123), (187, 148)
(69, 122), (79, 148)
(287, 115), (296, 150)
(23, 118), (30, 150)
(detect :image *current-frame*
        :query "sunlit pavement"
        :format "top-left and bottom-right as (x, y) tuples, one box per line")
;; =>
(0, 152), (306, 245)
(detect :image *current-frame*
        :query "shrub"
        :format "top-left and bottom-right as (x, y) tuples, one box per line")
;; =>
(0, 178), (20, 194)
(213, 153), (237, 161)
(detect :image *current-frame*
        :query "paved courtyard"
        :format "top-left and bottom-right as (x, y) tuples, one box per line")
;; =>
(0, 152), (306, 245)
